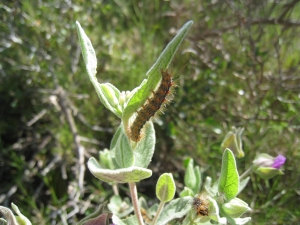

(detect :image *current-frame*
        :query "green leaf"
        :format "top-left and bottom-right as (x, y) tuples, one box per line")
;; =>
(11, 203), (32, 225)
(133, 122), (155, 168)
(184, 158), (196, 192)
(122, 21), (193, 129)
(87, 157), (152, 183)
(99, 83), (123, 116)
(0, 218), (7, 225)
(203, 176), (218, 197)
(222, 197), (251, 218)
(99, 149), (114, 170)
(112, 215), (138, 225)
(238, 177), (250, 194)
(110, 124), (134, 168)
(108, 196), (133, 218)
(76, 21), (122, 118)
(218, 149), (239, 200)
(156, 173), (176, 203)
(156, 197), (193, 225)
(76, 202), (111, 225)
(184, 158), (201, 194)
(76, 21), (97, 81)
(207, 197), (227, 224)
(194, 166), (201, 193)
(121, 215), (139, 225)
(179, 187), (194, 197)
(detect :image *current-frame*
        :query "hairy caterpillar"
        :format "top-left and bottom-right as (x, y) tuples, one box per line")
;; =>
(129, 69), (174, 142)
(193, 195), (209, 216)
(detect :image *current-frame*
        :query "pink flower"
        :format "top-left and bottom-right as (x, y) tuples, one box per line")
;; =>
(252, 153), (286, 180)
(272, 155), (286, 169)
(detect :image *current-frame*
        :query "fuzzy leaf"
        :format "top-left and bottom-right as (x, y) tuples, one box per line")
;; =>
(207, 197), (227, 225)
(133, 122), (155, 168)
(108, 196), (133, 218)
(0, 219), (7, 225)
(156, 197), (193, 225)
(184, 158), (201, 194)
(77, 202), (111, 225)
(218, 149), (239, 200)
(99, 83), (122, 116)
(76, 22), (122, 118)
(222, 198), (251, 218)
(11, 203), (32, 225)
(110, 124), (134, 168)
(87, 157), (152, 183)
(184, 158), (196, 192)
(99, 149), (114, 170)
(179, 187), (194, 197)
(156, 173), (176, 203)
(238, 177), (250, 194)
(112, 215), (138, 225)
(0, 205), (18, 225)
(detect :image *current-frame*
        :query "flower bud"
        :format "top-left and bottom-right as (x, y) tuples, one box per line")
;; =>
(252, 153), (286, 180)
(100, 83), (120, 109)
(222, 198), (251, 218)
(221, 127), (244, 158)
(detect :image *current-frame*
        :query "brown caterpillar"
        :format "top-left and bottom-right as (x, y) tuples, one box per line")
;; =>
(129, 69), (174, 142)
(193, 194), (209, 217)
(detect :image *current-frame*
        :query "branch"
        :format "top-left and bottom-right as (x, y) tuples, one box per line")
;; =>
(198, 18), (300, 38)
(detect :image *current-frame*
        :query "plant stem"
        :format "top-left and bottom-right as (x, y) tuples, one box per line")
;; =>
(112, 184), (119, 196)
(239, 165), (253, 180)
(129, 182), (144, 225)
(151, 201), (165, 225)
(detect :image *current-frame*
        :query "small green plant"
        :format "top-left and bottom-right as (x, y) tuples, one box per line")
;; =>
(0, 21), (286, 225)
(74, 20), (252, 225)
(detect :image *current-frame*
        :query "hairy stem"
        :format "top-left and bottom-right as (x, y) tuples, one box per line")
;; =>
(129, 182), (144, 225)
(151, 201), (165, 225)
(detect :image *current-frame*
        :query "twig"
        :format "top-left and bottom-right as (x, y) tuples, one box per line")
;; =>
(26, 109), (47, 126)
(41, 155), (61, 176)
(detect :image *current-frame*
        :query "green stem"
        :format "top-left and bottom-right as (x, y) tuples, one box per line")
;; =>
(129, 182), (144, 225)
(239, 165), (253, 180)
(151, 201), (165, 225)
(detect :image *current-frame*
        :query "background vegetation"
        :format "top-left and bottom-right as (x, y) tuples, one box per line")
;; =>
(1, 0), (300, 224)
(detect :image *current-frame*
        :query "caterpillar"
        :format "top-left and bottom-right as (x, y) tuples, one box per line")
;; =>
(129, 69), (174, 142)
(193, 194), (209, 217)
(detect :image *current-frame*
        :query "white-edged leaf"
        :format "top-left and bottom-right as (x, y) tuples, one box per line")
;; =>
(156, 197), (193, 225)
(87, 157), (152, 183)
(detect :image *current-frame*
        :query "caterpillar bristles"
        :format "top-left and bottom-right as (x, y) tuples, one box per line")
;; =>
(129, 69), (175, 142)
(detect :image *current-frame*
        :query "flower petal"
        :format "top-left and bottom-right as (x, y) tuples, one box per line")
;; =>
(272, 155), (286, 169)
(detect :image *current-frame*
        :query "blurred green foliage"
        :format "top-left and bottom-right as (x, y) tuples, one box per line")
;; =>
(1, 0), (300, 224)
